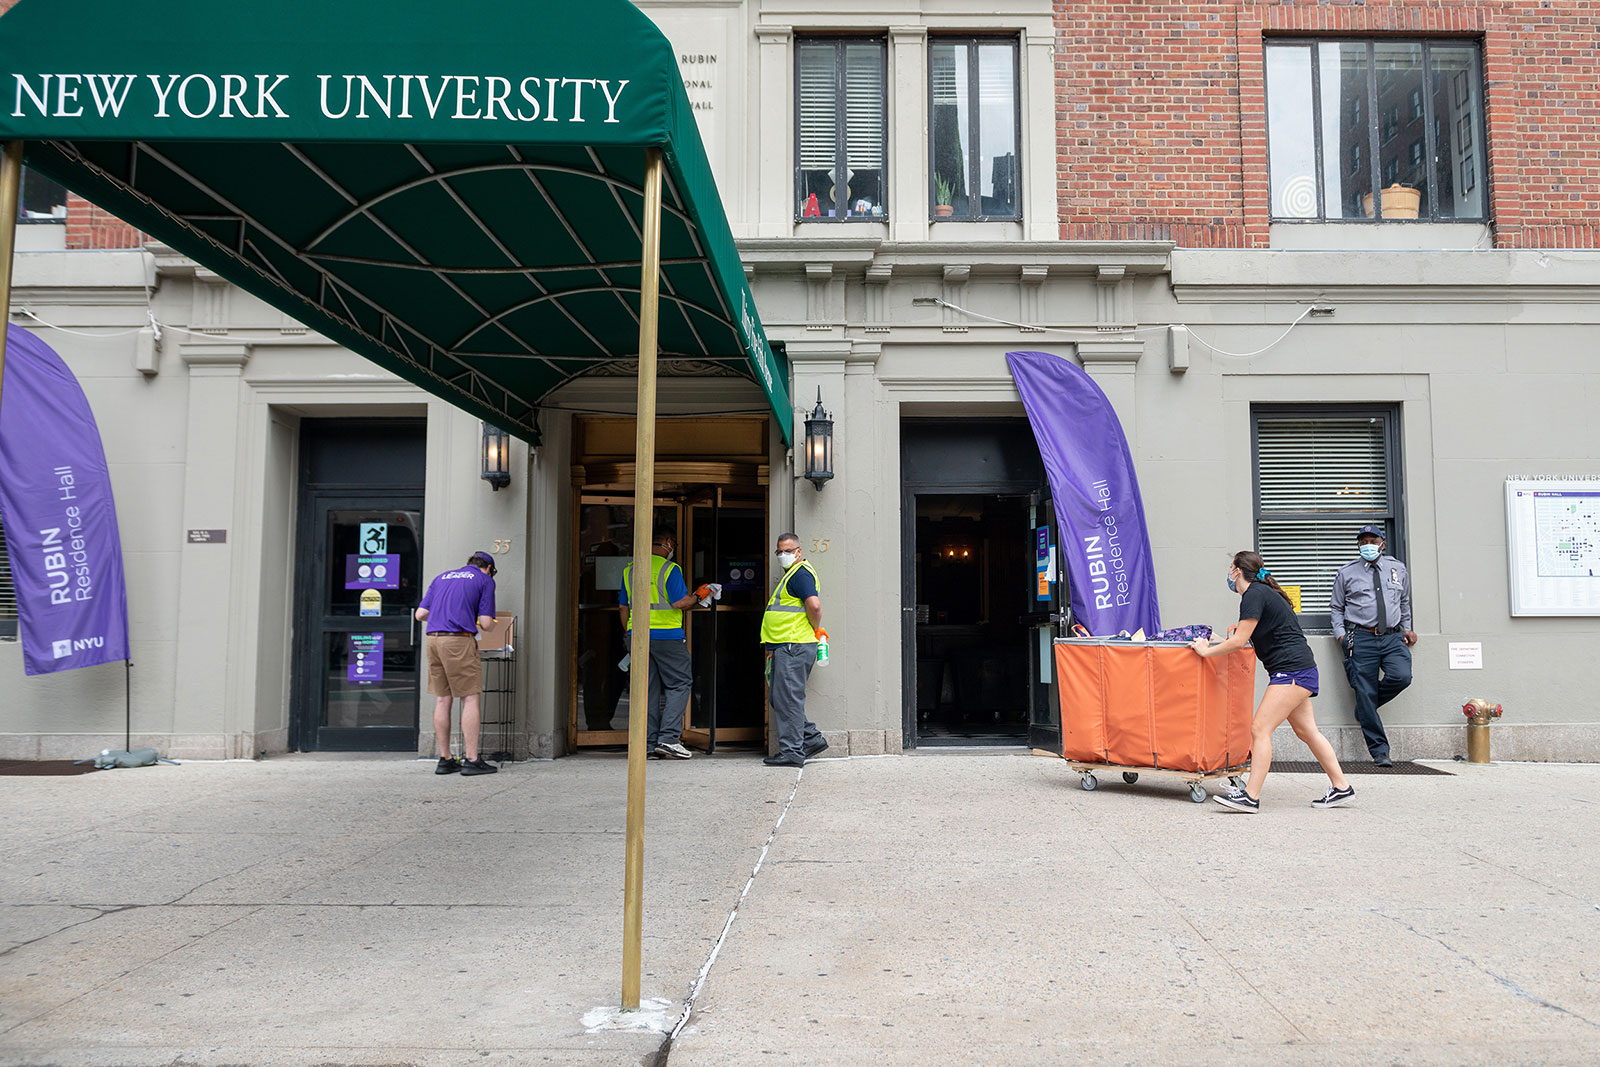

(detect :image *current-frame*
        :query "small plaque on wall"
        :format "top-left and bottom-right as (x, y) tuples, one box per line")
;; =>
(187, 529), (227, 543)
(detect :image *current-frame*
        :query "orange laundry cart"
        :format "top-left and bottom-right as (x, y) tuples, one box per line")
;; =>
(1051, 638), (1255, 803)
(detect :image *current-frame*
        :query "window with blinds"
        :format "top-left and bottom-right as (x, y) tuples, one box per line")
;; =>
(795, 38), (886, 221)
(1253, 407), (1403, 623)
(0, 516), (17, 636)
(929, 37), (1020, 221)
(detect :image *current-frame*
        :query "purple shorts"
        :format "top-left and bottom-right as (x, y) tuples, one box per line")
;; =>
(1267, 667), (1319, 696)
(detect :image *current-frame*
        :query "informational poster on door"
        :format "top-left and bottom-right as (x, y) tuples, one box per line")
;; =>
(1035, 526), (1052, 601)
(1505, 476), (1600, 616)
(359, 589), (382, 617)
(722, 559), (760, 591)
(345, 553), (400, 589)
(348, 633), (384, 684)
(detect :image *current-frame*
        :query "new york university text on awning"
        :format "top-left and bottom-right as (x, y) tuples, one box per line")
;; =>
(0, 0), (791, 443)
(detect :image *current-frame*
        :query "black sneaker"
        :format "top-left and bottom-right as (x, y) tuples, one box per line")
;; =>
(435, 757), (461, 775)
(762, 755), (804, 768)
(1312, 784), (1356, 808)
(803, 737), (830, 759)
(1372, 755), (1394, 768)
(1212, 787), (1260, 813)
(460, 758), (498, 776)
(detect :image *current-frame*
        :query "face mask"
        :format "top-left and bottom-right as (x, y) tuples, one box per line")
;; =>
(1359, 544), (1381, 562)
(1224, 571), (1238, 593)
(778, 551), (797, 569)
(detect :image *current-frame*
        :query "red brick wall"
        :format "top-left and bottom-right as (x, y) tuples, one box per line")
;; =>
(1056, 1), (1600, 248)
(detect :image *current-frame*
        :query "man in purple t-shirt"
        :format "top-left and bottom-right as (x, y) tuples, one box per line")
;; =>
(415, 550), (498, 776)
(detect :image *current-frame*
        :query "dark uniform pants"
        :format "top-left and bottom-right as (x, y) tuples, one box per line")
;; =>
(1343, 629), (1412, 760)
(769, 642), (823, 761)
(645, 638), (693, 748)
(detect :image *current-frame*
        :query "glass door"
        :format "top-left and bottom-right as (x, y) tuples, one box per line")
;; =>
(298, 497), (424, 750)
(683, 489), (768, 752)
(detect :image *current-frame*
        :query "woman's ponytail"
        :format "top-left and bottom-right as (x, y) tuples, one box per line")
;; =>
(1232, 550), (1294, 607)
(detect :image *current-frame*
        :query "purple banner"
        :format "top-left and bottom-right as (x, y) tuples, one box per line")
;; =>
(0, 326), (131, 675)
(1007, 350), (1161, 637)
(348, 633), (384, 684)
(344, 553), (400, 590)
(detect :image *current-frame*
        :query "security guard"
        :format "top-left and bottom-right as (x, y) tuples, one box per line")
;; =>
(619, 526), (711, 760)
(760, 532), (828, 767)
(1329, 524), (1417, 766)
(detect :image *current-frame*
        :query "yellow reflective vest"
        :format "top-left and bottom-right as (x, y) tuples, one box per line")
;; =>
(623, 555), (684, 634)
(760, 561), (820, 644)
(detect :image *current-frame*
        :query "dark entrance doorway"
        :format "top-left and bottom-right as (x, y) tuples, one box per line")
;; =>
(901, 419), (1060, 749)
(914, 494), (1032, 744)
(291, 419), (427, 751)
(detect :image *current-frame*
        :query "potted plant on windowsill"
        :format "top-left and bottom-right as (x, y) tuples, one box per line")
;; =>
(933, 175), (954, 218)
(1362, 184), (1421, 219)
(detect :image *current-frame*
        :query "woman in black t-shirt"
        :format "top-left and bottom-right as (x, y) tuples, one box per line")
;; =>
(1189, 551), (1354, 813)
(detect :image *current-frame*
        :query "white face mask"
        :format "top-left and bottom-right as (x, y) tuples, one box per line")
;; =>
(777, 551), (797, 569)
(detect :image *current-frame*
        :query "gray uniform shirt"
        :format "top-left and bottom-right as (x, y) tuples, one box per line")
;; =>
(1329, 554), (1412, 639)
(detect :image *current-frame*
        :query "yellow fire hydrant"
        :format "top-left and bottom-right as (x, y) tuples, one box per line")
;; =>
(1462, 699), (1503, 764)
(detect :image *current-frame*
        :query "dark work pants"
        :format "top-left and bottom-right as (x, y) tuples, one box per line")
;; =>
(769, 642), (823, 761)
(1342, 629), (1412, 759)
(645, 638), (693, 748)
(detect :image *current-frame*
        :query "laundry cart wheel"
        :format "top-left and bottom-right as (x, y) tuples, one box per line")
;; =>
(1122, 771), (1139, 784)
(1189, 783), (1208, 803)
(1228, 776), (1244, 788)
(1080, 774), (1097, 791)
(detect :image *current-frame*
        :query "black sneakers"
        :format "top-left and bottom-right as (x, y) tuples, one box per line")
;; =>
(1212, 787), (1260, 813)
(435, 757), (461, 775)
(762, 755), (804, 768)
(460, 758), (499, 776)
(1312, 784), (1356, 808)
(803, 737), (830, 759)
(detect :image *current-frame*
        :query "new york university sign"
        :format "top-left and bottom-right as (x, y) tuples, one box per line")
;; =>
(11, 72), (634, 127)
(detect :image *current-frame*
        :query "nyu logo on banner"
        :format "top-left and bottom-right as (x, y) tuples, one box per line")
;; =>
(1006, 350), (1161, 637)
(0, 326), (131, 676)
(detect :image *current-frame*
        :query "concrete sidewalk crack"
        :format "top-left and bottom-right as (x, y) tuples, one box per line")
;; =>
(1373, 910), (1600, 1030)
(0, 904), (131, 960)
(657, 763), (808, 1060)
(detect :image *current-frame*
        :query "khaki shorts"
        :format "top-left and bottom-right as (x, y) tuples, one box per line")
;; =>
(427, 634), (483, 697)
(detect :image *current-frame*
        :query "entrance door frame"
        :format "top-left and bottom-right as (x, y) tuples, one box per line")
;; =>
(900, 418), (1046, 749)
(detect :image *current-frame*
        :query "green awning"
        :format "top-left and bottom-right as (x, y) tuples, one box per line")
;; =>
(0, 0), (790, 443)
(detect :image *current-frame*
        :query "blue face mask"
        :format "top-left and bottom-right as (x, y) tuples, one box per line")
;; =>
(1359, 544), (1381, 562)
(1224, 571), (1238, 592)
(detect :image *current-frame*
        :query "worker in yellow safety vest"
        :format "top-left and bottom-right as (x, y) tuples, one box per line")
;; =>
(760, 532), (828, 766)
(619, 526), (713, 760)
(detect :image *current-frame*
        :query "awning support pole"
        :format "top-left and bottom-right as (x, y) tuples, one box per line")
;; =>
(622, 146), (664, 1011)
(0, 142), (24, 416)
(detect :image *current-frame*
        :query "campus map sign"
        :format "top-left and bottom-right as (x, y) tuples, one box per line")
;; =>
(1506, 476), (1600, 616)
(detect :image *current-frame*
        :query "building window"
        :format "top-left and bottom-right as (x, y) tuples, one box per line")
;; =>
(1252, 405), (1404, 627)
(928, 37), (1020, 221)
(1266, 39), (1486, 221)
(17, 167), (67, 224)
(0, 517), (17, 637)
(795, 37), (886, 221)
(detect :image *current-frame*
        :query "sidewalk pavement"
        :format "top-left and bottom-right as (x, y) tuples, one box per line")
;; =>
(3, 751), (1598, 1066)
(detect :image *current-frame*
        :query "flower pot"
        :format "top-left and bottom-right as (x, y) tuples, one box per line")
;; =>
(1362, 184), (1421, 219)
(933, 204), (954, 218)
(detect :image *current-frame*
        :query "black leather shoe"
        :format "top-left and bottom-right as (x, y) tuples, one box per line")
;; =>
(763, 755), (804, 768)
(1373, 755), (1394, 768)
(803, 738), (830, 759)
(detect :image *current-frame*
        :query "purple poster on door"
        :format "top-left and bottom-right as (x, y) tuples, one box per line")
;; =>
(1007, 349), (1161, 637)
(348, 633), (384, 684)
(345, 553), (400, 589)
(0, 326), (131, 676)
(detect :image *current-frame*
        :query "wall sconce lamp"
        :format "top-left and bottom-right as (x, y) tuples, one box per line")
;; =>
(481, 423), (511, 491)
(803, 389), (834, 491)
